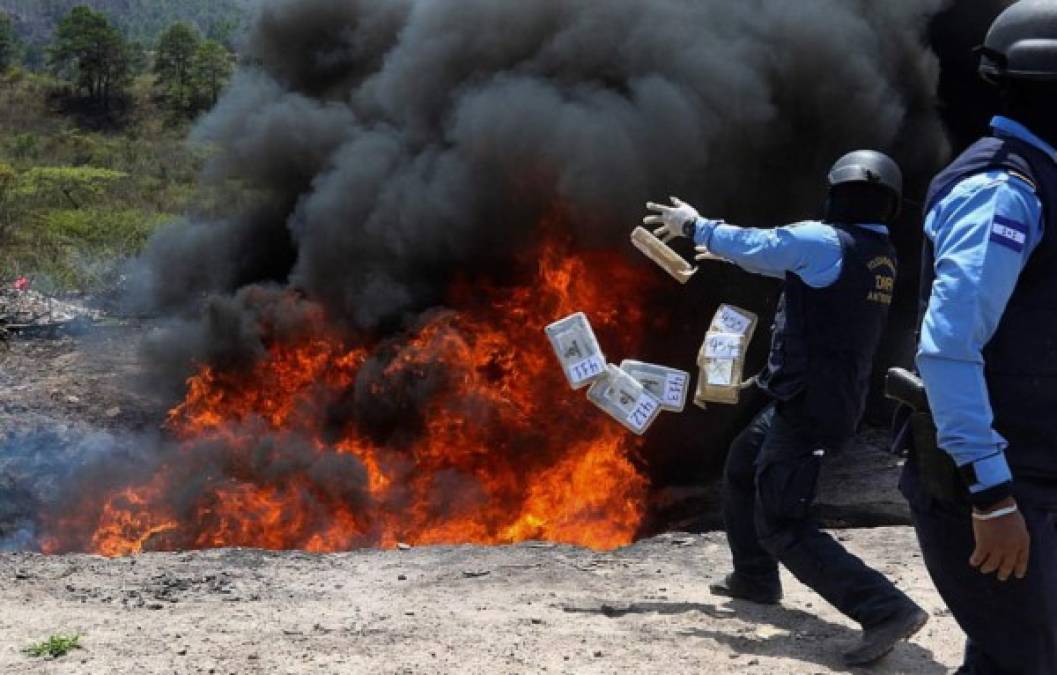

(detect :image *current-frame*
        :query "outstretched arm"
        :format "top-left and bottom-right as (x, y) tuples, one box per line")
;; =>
(643, 196), (845, 288)
(692, 219), (844, 288)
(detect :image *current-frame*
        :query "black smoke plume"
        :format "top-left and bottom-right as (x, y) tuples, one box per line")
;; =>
(134, 0), (950, 327)
(129, 0), (956, 483)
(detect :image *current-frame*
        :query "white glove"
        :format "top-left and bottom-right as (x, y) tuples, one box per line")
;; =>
(644, 196), (700, 242)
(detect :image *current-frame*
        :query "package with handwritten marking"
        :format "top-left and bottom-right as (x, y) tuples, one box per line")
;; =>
(695, 305), (758, 407)
(620, 360), (690, 413)
(587, 364), (663, 435)
(545, 312), (606, 390)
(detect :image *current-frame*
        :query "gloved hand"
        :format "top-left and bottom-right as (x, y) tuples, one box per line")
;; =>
(644, 196), (700, 242)
(970, 497), (1031, 582)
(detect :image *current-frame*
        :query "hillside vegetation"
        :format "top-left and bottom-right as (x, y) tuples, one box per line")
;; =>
(0, 69), (204, 293)
(0, 5), (242, 295)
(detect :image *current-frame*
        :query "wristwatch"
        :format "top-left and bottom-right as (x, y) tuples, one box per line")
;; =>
(681, 217), (698, 238)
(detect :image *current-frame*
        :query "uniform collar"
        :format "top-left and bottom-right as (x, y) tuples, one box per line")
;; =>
(992, 116), (1057, 164)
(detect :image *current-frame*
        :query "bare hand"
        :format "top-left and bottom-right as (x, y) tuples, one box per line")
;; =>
(970, 498), (1030, 582)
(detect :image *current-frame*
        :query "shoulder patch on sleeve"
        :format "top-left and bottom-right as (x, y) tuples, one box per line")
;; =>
(990, 215), (1028, 253)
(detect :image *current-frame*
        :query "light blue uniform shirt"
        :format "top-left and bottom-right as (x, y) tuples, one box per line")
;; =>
(691, 219), (888, 289)
(916, 116), (1053, 494)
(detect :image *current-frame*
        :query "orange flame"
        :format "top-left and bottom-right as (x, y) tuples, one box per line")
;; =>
(42, 230), (660, 555)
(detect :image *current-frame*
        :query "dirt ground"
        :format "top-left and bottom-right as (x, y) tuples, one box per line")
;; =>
(0, 323), (164, 439)
(0, 529), (961, 674)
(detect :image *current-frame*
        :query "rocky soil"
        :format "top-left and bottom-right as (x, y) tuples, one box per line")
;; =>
(0, 529), (961, 674)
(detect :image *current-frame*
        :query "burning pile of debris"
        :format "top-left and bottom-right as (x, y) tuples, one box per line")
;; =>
(36, 238), (661, 556)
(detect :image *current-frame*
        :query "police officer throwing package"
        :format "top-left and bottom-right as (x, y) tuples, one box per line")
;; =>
(896, 2), (1057, 672)
(646, 150), (928, 667)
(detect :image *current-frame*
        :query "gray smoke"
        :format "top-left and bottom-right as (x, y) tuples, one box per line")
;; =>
(129, 0), (952, 390)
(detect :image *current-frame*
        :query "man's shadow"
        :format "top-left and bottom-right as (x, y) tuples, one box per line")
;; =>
(564, 599), (950, 674)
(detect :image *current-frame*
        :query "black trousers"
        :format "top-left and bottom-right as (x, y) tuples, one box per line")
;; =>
(901, 461), (1057, 674)
(722, 403), (914, 627)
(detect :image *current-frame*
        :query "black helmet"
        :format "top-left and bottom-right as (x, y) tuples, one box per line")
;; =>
(979, 0), (1057, 83)
(823, 150), (903, 225)
(827, 150), (903, 202)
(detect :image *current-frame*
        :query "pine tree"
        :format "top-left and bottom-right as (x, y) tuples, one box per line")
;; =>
(47, 6), (131, 110)
(190, 39), (232, 109)
(153, 21), (200, 112)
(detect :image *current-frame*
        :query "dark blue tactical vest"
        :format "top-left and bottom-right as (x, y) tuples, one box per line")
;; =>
(922, 134), (1057, 484)
(757, 225), (898, 448)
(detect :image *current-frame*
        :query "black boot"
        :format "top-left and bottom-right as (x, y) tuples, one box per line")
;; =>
(843, 604), (929, 666)
(709, 572), (782, 605)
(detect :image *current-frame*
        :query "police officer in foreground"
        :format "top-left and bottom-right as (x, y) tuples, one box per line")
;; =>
(897, 1), (1057, 671)
(646, 151), (928, 667)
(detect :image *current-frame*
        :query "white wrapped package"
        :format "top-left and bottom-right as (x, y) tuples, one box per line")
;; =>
(620, 359), (690, 413)
(587, 364), (663, 435)
(631, 227), (697, 284)
(709, 304), (758, 339)
(545, 312), (606, 390)
(695, 305), (758, 407)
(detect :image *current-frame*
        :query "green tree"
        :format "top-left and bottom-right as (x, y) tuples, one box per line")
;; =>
(0, 11), (16, 71)
(47, 6), (131, 109)
(154, 21), (200, 111)
(190, 39), (232, 109)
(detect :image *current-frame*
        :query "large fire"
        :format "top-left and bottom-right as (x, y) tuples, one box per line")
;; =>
(40, 231), (663, 557)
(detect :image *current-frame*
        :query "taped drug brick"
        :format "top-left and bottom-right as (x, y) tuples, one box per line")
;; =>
(545, 312), (606, 390)
(587, 364), (663, 435)
(631, 227), (697, 285)
(620, 359), (690, 413)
